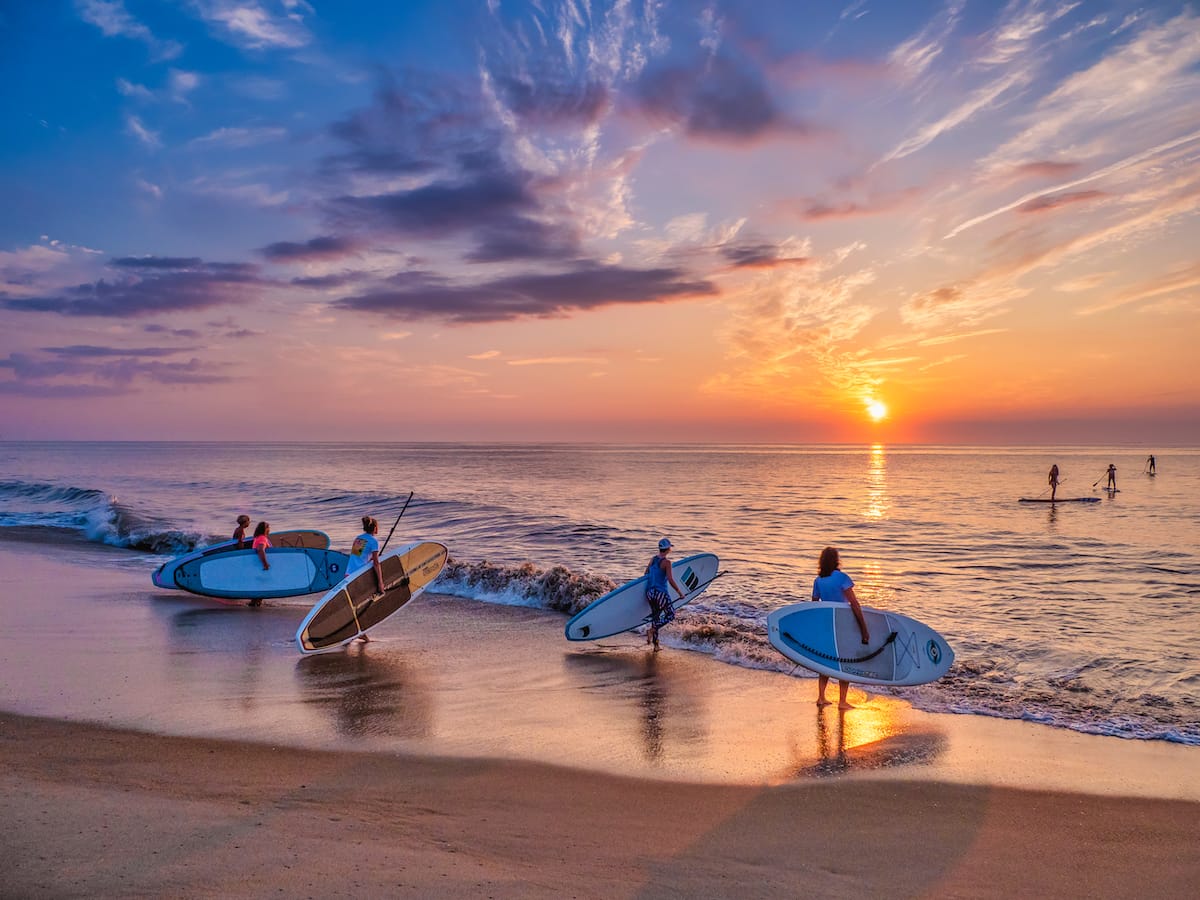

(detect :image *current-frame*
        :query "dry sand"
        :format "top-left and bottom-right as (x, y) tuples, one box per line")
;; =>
(3, 712), (1198, 899)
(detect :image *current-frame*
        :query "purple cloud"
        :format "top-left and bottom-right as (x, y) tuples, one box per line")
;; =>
(3, 261), (263, 317)
(334, 263), (717, 324)
(259, 235), (362, 261)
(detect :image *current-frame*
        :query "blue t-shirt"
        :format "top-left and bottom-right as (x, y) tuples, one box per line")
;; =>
(347, 532), (380, 575)
(812, 570), (853, 603)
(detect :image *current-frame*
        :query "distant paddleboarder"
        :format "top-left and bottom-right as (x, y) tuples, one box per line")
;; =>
(1147, 454), (1156, 475)
(645, 538), (685, 652)
(1048, 464), (1060, 501)
(1106, 464), (1117, 491)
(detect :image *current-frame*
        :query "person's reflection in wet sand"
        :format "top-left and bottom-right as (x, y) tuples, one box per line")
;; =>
(295, 647), (433, 741)
(798, 703), (948, 778)
(162, 604), (276, 709)
(563, 649), (704, 762)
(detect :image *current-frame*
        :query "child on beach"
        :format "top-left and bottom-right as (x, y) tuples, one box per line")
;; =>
(645, 538), (686, 652)
(233, 514), (251, 548)
(249, 522), (271, 607)
(812, 547), (870, 710)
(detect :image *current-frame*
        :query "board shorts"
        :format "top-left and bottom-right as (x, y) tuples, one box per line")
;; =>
(646, 587), (675, 628)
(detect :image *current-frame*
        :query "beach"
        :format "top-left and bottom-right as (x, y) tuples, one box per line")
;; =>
(2, 535), (1199, 897)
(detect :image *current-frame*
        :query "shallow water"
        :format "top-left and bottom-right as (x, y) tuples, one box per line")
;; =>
(1, 441), (1197, 743)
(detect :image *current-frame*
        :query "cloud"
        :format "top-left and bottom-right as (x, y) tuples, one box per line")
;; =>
(3, 259), (263, 317)
(720, 243), (810, 270)
(1077, 262), (1200, 316)
(192, 0), (312, 50)
(40, 345), (196, 358)
(506, 356), (607, 366)
(76, 0), (182, 60)
(125, 114), (161, 149)
(468, 350), (501, 360)
(189, 126), (288, 148)
(632, 53), (811, 142)
(259, 236), (361, 262)
(1016, 190), (1106, 214)
(333, 263), (716, 324)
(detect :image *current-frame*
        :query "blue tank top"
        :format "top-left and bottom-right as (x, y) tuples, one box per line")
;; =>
(645, 555), (669, 593)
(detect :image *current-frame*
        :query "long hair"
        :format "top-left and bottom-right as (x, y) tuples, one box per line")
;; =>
(818, 546), (839, 578)
(253, 521), (269, 537)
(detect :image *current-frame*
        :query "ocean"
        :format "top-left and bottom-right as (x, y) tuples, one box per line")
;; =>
(1, 441), (1197, 745)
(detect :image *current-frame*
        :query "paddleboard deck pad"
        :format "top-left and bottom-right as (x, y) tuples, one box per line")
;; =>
(1018, 497), (1100, 503)
(768, 602), (954, 686)
(565, 552), (720, 641)
(173, 547), (350, 600)
(295, 541), (448, 654)
(153, 530), (329, 588)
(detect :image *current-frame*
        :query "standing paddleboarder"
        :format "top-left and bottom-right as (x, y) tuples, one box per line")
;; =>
(1147, 454), (1156, 475)
(1105, 464), (1117, 491)
(1048, 464), (1060, 501)
(645, 538), (686, 652)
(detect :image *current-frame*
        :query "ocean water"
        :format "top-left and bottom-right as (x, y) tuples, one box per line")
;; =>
(1, 441), (1197, 745)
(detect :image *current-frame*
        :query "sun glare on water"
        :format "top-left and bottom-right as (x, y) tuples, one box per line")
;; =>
(866, 400), (888, 422)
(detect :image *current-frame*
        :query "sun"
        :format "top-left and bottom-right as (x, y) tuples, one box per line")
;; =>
(866, 400), (888, 422)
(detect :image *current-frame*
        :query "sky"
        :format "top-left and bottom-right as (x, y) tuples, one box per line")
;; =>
(1, 0), (1198, 443)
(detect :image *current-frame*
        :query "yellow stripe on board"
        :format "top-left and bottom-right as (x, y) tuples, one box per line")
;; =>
(344, 590), (363, 634)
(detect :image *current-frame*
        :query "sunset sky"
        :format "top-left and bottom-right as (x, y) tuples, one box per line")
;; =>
(2, 0), (1198, 442)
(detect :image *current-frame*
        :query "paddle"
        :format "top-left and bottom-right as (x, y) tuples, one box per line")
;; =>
(380, 491), (414, 554)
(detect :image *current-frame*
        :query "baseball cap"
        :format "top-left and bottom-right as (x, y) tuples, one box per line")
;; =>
(658, 538), (673, 550)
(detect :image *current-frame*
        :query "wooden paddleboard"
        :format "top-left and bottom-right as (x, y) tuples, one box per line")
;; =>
(295, 541), (448, 654)
(153, 530), (329, 588)
(768, 602), (954, 686)
(564, 552), (720, 641)
(173, 547), (349, 600)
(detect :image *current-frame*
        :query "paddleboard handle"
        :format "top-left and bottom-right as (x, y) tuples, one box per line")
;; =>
(781, 630), (898, 665)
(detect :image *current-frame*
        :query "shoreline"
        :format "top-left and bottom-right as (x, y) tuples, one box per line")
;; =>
(4, 710), (1198, 898)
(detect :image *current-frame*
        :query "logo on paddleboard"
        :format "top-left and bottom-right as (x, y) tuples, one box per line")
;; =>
(926, 640), (942, 664)
(681, 567), (700, 591)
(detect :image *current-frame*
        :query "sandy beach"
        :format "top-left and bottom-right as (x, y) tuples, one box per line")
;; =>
(2, 536), (1199, 897)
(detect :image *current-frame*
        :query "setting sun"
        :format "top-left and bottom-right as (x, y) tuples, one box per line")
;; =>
(867, 400), (888, 422)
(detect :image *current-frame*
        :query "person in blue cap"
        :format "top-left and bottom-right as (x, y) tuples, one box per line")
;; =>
(645, 537), (686, 651)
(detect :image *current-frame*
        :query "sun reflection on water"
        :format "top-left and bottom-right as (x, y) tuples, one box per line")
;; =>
(863, 443), (889, 519)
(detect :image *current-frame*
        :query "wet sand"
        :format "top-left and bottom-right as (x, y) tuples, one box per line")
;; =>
(2, 537), (1199, 896)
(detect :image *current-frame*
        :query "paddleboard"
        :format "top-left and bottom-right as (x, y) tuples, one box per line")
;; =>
(564, 552), (720, 641)
(295, 541), (449, 654)
(768, 602), (954, 686)
(173, 547), (350, 600)
(1018, 497), (1100, 503)
(153, 530), (330, 588)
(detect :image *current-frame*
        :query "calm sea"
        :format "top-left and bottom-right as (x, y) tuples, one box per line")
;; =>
(1, 441), (1197, 744)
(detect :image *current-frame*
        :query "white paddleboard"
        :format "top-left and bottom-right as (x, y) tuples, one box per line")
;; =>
(768, 602), (954, 686)
(152, 529), (329, 588)
(565, 552), (720, 641)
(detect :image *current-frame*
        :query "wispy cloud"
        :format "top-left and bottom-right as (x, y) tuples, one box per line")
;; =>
(125, 114), (161, 149)
(192, 1), (313, 50)
(190, 126), (288, 148)
(76, 0), (182, 60)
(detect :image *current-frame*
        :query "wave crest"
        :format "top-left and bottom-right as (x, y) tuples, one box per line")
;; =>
(437, 558), (616, 614)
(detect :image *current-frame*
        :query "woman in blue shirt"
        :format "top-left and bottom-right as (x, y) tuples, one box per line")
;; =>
(812, 546), (870, 709)
(645, 538), (685, 651)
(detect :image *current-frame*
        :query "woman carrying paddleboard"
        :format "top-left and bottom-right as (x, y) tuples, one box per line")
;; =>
(812, 547), (870, 709)
(645, 538), (685, 652)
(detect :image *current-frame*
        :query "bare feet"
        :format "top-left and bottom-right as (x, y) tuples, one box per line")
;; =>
(356, 633), (370, 643)
(838, 702), (855, 710)
(247, 598), (262, 608)
(816, 698), (832, 707)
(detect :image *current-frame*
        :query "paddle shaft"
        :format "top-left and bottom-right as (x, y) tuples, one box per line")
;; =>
(380, 491), (414, 554)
